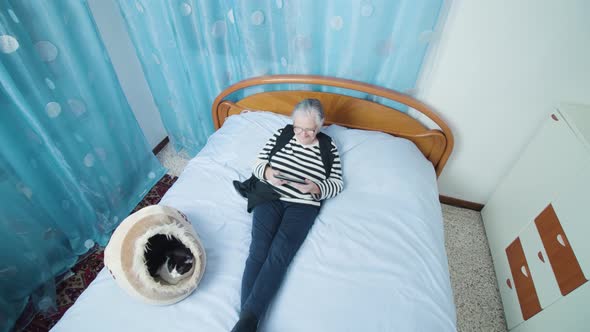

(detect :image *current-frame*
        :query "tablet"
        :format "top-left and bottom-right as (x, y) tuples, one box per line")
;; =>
(274, 173), (307, 184)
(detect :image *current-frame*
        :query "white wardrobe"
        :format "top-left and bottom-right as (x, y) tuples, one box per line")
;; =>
(482, 104), (590, 331)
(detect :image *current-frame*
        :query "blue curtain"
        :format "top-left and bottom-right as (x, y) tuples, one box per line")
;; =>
(118, 0), (443, 156)
(0, 1), (165, 330)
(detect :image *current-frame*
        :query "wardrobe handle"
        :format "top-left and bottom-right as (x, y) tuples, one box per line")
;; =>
(556, 234), (566, 247)
(506, 278), (512, 289)
(538, 251), (545, 263)
(521, 265), (528, 277)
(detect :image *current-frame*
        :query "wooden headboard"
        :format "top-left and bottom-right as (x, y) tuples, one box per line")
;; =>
(211, 75), (454, 177)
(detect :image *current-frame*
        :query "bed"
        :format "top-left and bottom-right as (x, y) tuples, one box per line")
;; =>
(52, 75), (456, 331)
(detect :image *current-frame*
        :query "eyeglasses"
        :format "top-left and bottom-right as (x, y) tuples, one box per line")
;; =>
(293, 126), (316, 134)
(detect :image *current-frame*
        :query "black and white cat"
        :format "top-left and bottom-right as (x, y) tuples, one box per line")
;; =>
(155, 247), (194, 284)
(146, 234), (194, 285)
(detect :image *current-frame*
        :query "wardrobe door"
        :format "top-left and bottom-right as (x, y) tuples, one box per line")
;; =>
(506, 238), (542, 320)
(550, 166), (590, 280)
(535, 204), (588, 296)
(483, 111), (589, 259)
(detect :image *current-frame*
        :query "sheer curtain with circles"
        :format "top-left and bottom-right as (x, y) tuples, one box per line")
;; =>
(118, 0), (443, 156)
(0, 2), (165, 330)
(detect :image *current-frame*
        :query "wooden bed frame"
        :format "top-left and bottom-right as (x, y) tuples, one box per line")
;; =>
(211, 75), (454, 177)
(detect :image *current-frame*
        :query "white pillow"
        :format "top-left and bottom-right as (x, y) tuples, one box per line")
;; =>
(323, 124), (436, 196)
(197, 111), (291, 177)
(323, 124), (392, 155)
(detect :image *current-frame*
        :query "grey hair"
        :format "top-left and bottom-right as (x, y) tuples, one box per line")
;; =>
(291, 98), (325, 128)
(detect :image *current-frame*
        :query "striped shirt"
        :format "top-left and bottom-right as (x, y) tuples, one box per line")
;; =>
(252, 128), (344, 207)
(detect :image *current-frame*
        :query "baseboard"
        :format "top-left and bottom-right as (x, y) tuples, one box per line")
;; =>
(439, 195), (484, 212)
(152, 136), (169, 155)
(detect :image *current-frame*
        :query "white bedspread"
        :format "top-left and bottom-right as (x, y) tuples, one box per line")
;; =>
(52, 112), (456, 332)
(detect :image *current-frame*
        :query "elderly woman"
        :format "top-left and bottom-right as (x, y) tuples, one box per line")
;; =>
(231, 99), (344, 332)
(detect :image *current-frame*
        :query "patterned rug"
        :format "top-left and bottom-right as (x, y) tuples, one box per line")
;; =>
(15, 174), (178, 332)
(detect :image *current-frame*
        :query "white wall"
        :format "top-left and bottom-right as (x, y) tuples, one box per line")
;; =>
(417, 0), (590, 204)
(87, 0), (167, 150)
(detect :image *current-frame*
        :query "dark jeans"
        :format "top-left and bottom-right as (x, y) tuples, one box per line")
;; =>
(240, 200), (319, 319)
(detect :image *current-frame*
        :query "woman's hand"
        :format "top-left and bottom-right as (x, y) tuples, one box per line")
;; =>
(290, 179), (320, 194)
(264, 165), (287, 186)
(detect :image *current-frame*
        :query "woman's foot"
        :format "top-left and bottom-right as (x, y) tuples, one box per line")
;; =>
(230, 311), (258, 332)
